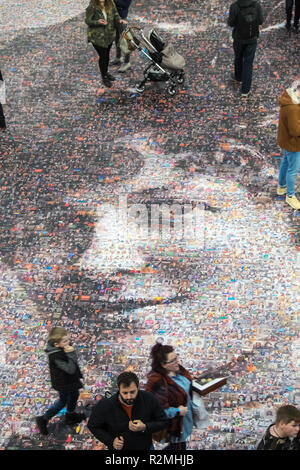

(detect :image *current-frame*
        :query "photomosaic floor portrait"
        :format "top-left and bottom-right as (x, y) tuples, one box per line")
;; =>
(0, 0), (299, 450)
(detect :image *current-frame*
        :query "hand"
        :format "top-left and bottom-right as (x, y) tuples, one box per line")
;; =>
(129, 419), (146, 432)
(98, 19), (108, 25)
(113, 436), (124, 450)
(120, 19), (127, 24)
(64, 345), (74, 353)
(178, 406), (188, 416)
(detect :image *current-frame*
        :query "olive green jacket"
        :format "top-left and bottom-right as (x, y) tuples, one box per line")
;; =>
(85, 2), (122, 47)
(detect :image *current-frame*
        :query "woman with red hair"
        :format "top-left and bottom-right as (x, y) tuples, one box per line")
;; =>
(145, 342), (194, 450)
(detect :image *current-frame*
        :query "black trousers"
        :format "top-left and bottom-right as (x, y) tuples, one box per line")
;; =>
(92, 43), (113, 79)
(0, 103), (5, 128)
(286, 0), (300, 26)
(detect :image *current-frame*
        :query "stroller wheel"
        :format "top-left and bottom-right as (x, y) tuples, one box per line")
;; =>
(167, 86), (177, 96)
(136, 84), (145, 93)
(177, 73), (185, 84)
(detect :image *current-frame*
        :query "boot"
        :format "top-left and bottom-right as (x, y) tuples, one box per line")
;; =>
(65, 411), (86, 425)
(35, 416), (49, 435)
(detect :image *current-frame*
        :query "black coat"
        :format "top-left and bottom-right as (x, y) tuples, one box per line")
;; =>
(114, 0), (132, 19)
(45, 341), (83, 392)
(228, 0), (264, 44)
(87, 390), (168, 450)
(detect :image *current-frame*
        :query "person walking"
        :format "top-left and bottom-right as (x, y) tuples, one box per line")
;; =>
(228, 0), (264, 97)
(35, 327), (86, 435)
(285, 0), (300, 32)
(85, 0), (127, 88)
(87, 371), (168, 450)
(145, 342), (195, 451)
(111, 0), (133, 72)
(277, 86), (300, 210)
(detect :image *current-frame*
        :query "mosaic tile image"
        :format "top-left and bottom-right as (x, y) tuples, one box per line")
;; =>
(0, 0), (299, 450)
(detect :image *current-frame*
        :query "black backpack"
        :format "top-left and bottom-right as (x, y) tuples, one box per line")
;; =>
(236, 2), (259, 40)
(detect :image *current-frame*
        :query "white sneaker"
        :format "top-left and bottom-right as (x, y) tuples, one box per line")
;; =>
(286, 195), (300, 210)
(118, 62), (131, 73)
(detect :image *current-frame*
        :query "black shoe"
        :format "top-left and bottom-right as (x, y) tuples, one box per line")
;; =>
(293, 25), (299, 33)
(102, 77), (113, 88)
(65, 412), (86, 425)
(105, 73), (116, 81)
(35, 416), (49, 435)
(285, 22), (291, 30)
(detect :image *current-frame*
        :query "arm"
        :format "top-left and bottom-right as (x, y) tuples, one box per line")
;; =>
(112, 1), (123, 26)
(227, 3), (237, 27)
(143, 395), (169, 434)
(257, 2), (264, 26)
(287, 109), (300, 137)
(87, 400), (115, 448)
(53, 351), (79, 375)
(85, 6), (103, 27)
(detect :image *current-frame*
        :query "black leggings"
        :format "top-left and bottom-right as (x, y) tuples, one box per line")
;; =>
(0, 103), (5, 128)
(92, 43), (113, 79)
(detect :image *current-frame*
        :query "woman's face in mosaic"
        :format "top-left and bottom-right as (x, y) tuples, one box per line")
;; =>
(7, 138), (298, 327)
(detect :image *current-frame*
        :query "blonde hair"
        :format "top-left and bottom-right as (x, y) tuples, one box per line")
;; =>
(48, 327), (69, 345)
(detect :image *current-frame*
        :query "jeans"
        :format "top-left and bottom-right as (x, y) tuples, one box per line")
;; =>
(92, 43), (113, 79)
(286, 0), (300, 26)
(44, 389), (80, 421)
(233, 40), (257, 94)
(278, 149), (300, 196)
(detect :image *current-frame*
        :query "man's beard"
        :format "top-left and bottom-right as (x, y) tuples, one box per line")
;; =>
(119, 395), (136, 406)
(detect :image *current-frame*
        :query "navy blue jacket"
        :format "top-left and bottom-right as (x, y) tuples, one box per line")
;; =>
(114, 0), (132, 19)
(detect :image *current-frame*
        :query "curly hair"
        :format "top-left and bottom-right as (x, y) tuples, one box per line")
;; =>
(149, 342), (174, 376)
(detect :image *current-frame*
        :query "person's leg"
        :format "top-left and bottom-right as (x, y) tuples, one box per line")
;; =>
(233, 40), (243, 82)
(36, 391), (68, 434)
(64, 389), (86, 424)
(286, 150), (300, 196)
(66, 389), (80, 414)
(278, 149), (289, 189)
(0, 103), (6, 129)
(105, 43), (113, 75)
(294, 0), (300, 28)
(241, 42), (257, 95)
(286, 0), (293, 27)
(92, 43), (113, 87)
(43, 391), (68, 421)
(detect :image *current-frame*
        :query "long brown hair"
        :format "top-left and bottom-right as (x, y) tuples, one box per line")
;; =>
(90, 0), (112, 11)
(149, 342), (174, 376)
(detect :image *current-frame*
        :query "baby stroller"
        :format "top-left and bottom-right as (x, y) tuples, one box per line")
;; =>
(120, 26), (185, 96)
